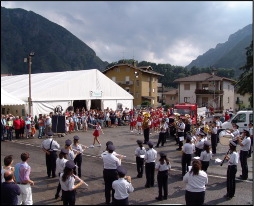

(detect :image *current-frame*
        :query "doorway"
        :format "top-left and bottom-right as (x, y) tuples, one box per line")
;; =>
(91, 100), (101, 110)
(73, 100), (87, 112)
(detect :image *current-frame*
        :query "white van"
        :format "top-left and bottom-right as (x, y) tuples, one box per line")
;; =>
(222, 110), (253, 133)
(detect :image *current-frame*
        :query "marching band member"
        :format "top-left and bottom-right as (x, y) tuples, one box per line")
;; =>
(142, 115), (151, 144)
(248, 123), (253, 157)
(155, 152), (171, 201)
(72, 136), (87, 178)
(237, 130), (251, 180)
(224, 140), (239, 200)
(112, 166), (134, 205)
(102, 144), (121, 205)
(200, 141), (212, 172)
(135, 140), (146, 178)
(136, 114), (143, 135)
(182, 135), (194, 177)
(144, 141), (157, 188)
(156, 118), (168, 148)
(41, 131), (60, 178)
(65, 139), (77, 161)
(210, 122), (218, 154)
(195, 129), (207, 157)
(176, 118), (185, 151)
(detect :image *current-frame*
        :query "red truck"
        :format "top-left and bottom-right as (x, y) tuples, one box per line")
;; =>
(171, 103), (198, 125)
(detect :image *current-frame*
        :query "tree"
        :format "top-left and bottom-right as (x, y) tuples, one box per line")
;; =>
(236, 41), (253, 106)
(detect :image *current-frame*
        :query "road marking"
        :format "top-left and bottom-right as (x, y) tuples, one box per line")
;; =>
(6, 140), (253, 183)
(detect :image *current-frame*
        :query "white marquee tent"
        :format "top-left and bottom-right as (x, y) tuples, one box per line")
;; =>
(1, 88), (26, 106)
(1, 69), (134, 116)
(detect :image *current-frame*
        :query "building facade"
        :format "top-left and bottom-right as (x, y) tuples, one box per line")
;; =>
(103, 62), (163, 108)
(164, 89), (178, 106)
(174, 73), (236, 112)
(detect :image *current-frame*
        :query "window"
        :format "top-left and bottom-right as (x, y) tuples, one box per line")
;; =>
(125, 76), (130, 84)
(184, 84), (190, 90)
(126, 67), (130, 72)
(111, 77), (116, 82)
(136, 80), (139, 86)
(184, 97), (190, 103)
(233, 114), (246, 123)
(136, 92), (139, 98)
(115, 68), (120, 72)
(153, 88), (155, 93)
(202, 84), (209, 90)
(171, 96), (175, 100)
(152, 99), (155, 104)
(228, 97), (230, 103)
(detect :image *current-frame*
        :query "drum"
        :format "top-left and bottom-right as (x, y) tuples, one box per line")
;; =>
(219, 130), (233, 146)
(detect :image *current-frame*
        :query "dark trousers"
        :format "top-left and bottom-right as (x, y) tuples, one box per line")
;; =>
(46, 151), (57, 177)
(74, 154), (82, 178)
(15, 129), (20, 139)
(195, 148), (202, 157)
(157, 170), (168, 198)
(240, 150), (248, 179)
(227, 165), (237, 198)
(201, 161), (209, 172)
(56, 173), (61, 196)
(248, 138), (253, 157)
(211, 134), (217, 154)
(62, 190), (76, 205)
(182, 154), (192, 176)
(145, 162), (155, 187)
(217, 129), (223, 143)
(7, 128), (13, 141)
(113, 197), (129, 205)
(143, 128), (150, 143)
(178, 132), (184, 149)
(103, 169), (118, 204)
(156, 132), (166, 147)
(136, 157), (144, 177)
(185, 190), (205, 205)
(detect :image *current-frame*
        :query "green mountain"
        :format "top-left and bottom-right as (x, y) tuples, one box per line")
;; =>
(186, 24), (252, 70)
(1, 7), (108, 75)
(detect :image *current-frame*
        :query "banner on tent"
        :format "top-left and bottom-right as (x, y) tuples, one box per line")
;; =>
(90, 91), (102, 97)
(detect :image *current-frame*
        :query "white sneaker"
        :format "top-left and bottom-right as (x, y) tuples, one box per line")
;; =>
(97, 144), (102, 147)
(89, 145), (94, 148)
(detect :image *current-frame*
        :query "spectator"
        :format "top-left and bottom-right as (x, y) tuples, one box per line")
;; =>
(1, 155), (15, 183)
(1, 170), (21, 205)
(13, 116), (21, 139)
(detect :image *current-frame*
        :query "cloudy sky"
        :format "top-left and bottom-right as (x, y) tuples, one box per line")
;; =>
(1, 1), (252, 66)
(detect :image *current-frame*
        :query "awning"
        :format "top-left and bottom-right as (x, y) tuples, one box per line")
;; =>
(1, 88), (26, 106)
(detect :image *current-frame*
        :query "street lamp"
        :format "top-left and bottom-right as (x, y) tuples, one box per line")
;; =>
(24, 52), (35, 115)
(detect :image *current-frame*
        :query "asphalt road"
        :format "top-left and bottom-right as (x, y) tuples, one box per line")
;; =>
(1, 125), (253, 205)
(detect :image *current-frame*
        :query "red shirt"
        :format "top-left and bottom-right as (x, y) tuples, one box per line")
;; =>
(20, 120), (25, 128)
(225, 115), (230, 121)
(13, 119), (21, 129)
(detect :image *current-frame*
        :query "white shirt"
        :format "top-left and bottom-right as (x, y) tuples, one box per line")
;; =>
(240, 136), (251, 151)
(160, 122), (168, 133)
(231, 129), (240, 140)
(68, 149), (76, 161)
(216, 120), (222, 128)
(41, 138), (60, 151)
(72, 144), (83, 154)
(155, 161), (171, 171)
(249, 127), (253, 136)
(183, 170), (208, 192)
(183, 143), (194, 154)
(211, 127), (217, 135)
(56, 158), (68, 174)
(195, 137), (206, 150)
(102, 153), (121, 169)
(200, 151), (212, 162)
(59, 173), (75, 191)
(112, 178), (134, 200)
(1, 166), (13, 183)
(145, 148), (157, 163)
(135, 147), (146, 158)
(177, 122), (185, 132)
(228, 151), (239, 165)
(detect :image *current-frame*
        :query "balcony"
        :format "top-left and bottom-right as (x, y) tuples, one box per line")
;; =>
(116, 80), (134, 85)
(195, 89), (224, 95)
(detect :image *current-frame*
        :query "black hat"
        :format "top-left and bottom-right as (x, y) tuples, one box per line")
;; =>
(60, 148), (69, 154)
(73, 135), (79, 140)
(243, 129), (250, 136)
(186, 135), (192, 141)
(160, 152), (166, 157)
(106, 141), (113, 147)
(65, 139), (72, 146)
(147, 141), (154, 146)
(136, 140), (143, 144)
(65, 160), (76, 169)
(107, 144), (115, 151)
(117, 166), (127, 175)
(204, 141), (211, 146)
(47, 131), (53, 136)
(229, 140), (237, 147)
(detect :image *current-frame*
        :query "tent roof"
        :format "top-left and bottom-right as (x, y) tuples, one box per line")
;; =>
(1, 69), (134, 102)
(1, 88), (26, 105)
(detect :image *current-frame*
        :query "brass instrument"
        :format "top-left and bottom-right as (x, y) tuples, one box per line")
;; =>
(220, 149), (231, 166)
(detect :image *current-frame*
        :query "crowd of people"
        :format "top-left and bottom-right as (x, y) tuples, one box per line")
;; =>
(1, 107), (253, 205)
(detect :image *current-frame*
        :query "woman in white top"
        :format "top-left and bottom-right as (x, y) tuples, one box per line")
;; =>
(55, 149), (68, 199)
(60, 161), (85, 205)
(155, 152), (171, 201)
(1, 155), (14, 183)
(182, 136), (194, 177)
(200, 141), (213, 172)
(183, 159), (208, 205)
(135, 140), (146, 178)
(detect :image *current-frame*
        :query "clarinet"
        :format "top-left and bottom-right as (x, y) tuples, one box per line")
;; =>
(220, 149), (231, 166)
